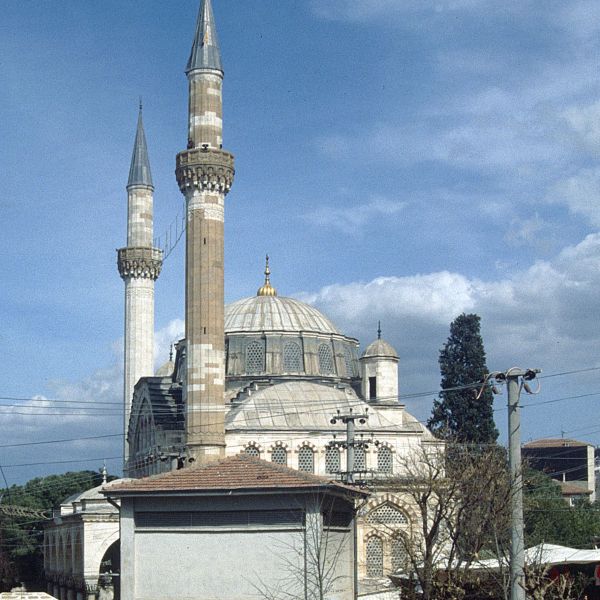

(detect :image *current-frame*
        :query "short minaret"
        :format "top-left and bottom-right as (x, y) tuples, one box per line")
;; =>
(175, 0), (235, 464)
(117, 105), (163, 467)
(360, 323), (400, 403)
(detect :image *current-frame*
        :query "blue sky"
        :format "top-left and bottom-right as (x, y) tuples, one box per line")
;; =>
(2, 0), (600, 483)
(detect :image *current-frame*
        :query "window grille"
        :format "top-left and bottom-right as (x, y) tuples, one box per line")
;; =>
(391, 537), (408, 573)
(245, 445), (259, 458)
(344, 346), (355, 377)
(298, 446), (314, 473)
(323, 510), (352, 528)
(366, 537), (384, 577)
(318, 343), (334, 375)
(246, 340), (265, 374)
(283, 341), (303, 372)
(377, 446), (393, 474)
(325, 446), (340, 474)
(365, 504), (408, 525)
(135, 510), (304, 528)
(354, 445), (366, 471)
(271, 446), (287, 466)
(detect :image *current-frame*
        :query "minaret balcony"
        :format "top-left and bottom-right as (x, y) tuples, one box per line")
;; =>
(117, 247), (163, 280)
(175, 147), (235, 194)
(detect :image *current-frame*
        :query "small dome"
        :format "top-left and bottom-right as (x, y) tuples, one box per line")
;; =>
(361, 338), (399, 360)
(156, 359), (175, 377)
(225, 296), (340, 335)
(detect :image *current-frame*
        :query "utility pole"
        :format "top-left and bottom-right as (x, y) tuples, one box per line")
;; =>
(329, 408), (369, 484)
(491, 367), (540, 600)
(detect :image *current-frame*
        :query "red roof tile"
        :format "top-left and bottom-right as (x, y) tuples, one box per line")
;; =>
(103, 454), (368, 496)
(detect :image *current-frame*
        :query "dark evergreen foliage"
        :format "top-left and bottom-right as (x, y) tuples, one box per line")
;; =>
(428, 313), (498, 444)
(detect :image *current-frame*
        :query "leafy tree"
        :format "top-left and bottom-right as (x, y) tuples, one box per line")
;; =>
(428, 314), (498, 444)
(524, 468), (600, 549)
(0, 470), (113, 590)
(380, 443), (511, 600)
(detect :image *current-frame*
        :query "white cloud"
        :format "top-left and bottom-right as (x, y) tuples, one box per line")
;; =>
(563, 101), (600, 155)
(548, 168), (600, 227)
(504, 214), (549, 248)
(303, 196), (406, 234)
(154, 318), (185, 369)
(301, 233), (600, 427)
(0, 319), (186, 479)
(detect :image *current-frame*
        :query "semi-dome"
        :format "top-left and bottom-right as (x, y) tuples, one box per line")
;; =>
(225, 296), (340, 335)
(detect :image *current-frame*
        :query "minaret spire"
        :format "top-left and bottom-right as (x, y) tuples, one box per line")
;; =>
(176, 0), (235, 465)
(118, 104), (163, 472)
(128, 103), (153, 189)
(187, 0), (223, 73)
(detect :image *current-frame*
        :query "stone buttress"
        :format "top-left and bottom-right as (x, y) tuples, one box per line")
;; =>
(175, 0), (235, 464)
(117, 106), (163, 468)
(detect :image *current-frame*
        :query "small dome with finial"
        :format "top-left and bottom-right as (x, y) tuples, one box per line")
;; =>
(155, 344), (176, 377)
(257, 255), (277, 297)
(361, 321), (399, 359)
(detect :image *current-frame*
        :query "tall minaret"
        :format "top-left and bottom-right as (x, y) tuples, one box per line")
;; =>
(117, 105), (163, 468)
(175, 0), (235, 464)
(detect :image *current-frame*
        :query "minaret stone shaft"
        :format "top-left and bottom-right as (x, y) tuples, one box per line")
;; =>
(176, 0), (234, 464)
(117, 106), (163, 469)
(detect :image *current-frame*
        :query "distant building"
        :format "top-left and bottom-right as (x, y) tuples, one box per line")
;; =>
(522, 438), (596, 504)
(103, 455), (367, 600)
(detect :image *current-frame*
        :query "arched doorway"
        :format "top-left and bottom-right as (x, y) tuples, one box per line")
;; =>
(98, 541), (120, 600)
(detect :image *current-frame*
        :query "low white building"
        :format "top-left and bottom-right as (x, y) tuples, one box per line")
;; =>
(104, 455), (368, 600)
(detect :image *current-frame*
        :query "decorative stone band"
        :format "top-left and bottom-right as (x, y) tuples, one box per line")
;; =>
(117, 246), (163, 280)
(175, 147), (235, 193)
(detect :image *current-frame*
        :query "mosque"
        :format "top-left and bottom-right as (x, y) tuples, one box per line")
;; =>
(44, 1), (436, 598)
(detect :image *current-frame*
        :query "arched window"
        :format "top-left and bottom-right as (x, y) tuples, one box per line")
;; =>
(365, 503), (408, 526)
(377, 446), (393, 474)
(391, 536), (408, 573)
(65, 532), (73, 573)
(366, 537), (384, 577)
(344, 346), (355, 377)
(283, 341), (303, 372)
(318, 343), (334, 375)
(73, 531), (82, 574)
(272, 446), (287, 466)
(354, 445), (366, 471)
(246, 340), (265, 374)
(298, 446), (314, 473)
(325, 446), (340, 474)
(244, 444), (260, 458)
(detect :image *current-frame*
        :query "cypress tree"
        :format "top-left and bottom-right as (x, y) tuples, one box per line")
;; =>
(428, 313), (498, 444)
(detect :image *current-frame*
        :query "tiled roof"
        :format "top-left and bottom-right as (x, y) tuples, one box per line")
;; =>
(103, 454), (368, 496)
(523, 438), (591, 448)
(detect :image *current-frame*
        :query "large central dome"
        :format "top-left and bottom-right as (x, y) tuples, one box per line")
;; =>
(225, 296), (340, 335)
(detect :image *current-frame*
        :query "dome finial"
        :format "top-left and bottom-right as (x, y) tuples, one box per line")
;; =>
(257, 254), (277, 296)
(377, 320), (382, 339)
